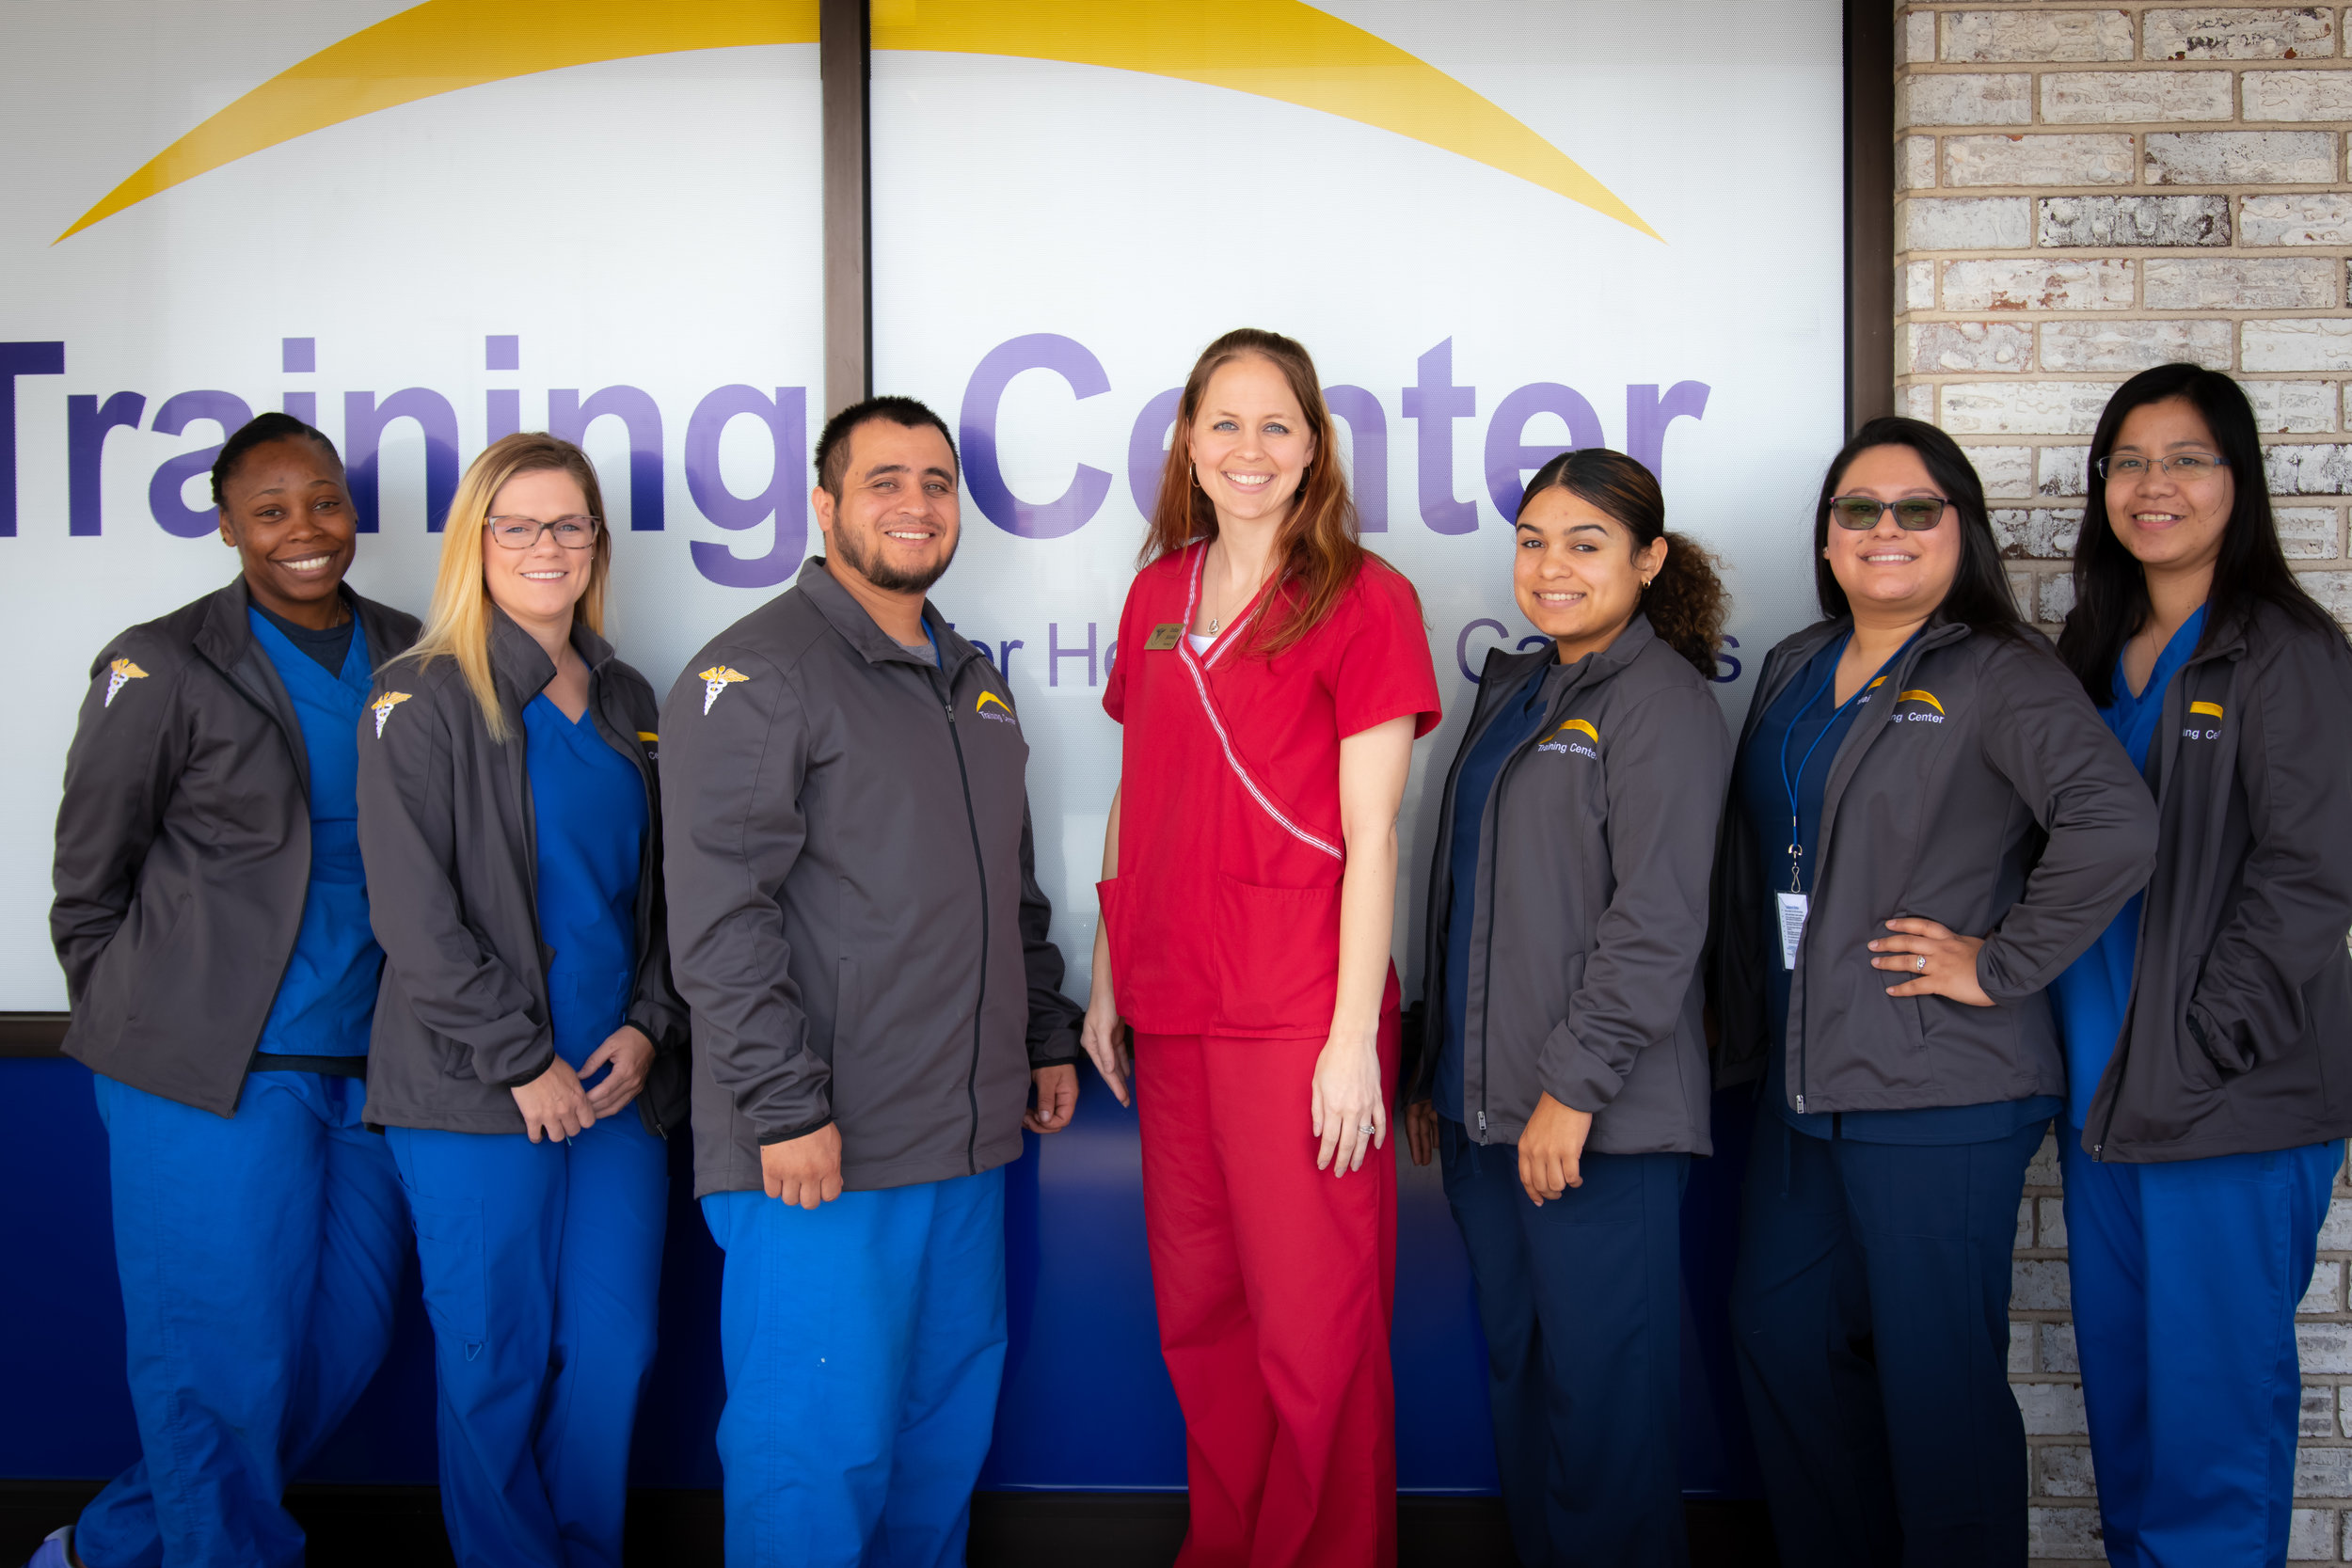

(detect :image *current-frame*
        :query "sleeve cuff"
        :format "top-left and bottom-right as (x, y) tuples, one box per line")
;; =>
(756, 1113), (835, 1147)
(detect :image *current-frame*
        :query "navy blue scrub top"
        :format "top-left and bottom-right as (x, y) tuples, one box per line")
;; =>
(1740, 635), (2061, 1144)
(523, 693), (647, 1074)
(1437, 660), (1564, 1123)
(2050, 606), (2205, 1130)
(248, 607), (381, 1059)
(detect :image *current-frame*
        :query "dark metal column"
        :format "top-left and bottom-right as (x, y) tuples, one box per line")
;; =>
(820, 0), (872, 418)
(1846, 0), (1896, 432)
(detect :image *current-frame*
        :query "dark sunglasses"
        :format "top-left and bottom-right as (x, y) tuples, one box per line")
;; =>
(1829, 496), (1949, 531)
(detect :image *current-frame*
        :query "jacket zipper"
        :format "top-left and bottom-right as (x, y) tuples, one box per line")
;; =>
(599, 672), (667, 1138)
(943, 689), (989, 1174)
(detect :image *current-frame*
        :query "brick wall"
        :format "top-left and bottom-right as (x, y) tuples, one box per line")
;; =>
(1892, 5), (2352, 1560)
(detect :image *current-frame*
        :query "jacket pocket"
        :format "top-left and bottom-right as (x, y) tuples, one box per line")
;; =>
(831, 955), (858, 1117)
(117, 889), (193, 1029)
(406, 1188), (489, 1354)
(1210, 875), (1341, 1036)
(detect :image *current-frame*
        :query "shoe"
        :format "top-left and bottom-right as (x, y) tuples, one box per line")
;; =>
(24, 1527), (72, 1568)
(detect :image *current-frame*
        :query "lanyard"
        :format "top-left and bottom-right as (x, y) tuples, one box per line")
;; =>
(1775, 633), (1911, 894)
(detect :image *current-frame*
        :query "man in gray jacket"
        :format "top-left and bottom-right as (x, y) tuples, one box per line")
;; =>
(660, 394), (1083, 1567)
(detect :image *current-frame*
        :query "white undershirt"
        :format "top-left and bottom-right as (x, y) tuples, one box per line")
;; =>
(1187, 632), (1214, 656)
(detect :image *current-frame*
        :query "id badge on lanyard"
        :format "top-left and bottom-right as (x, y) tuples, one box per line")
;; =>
(1775, 890), (1808, 971)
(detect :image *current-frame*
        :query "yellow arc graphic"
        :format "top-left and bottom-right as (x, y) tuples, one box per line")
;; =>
(1553, 719), (1598, 742)
(58, 0), (1656, 243)
(976, 690), (1014, 716)
(1896, 689), (1944, 713)
(2188, 700), (2224, 719)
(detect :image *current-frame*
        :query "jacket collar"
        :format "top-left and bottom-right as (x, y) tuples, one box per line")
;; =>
(794, 556), (976, 674)
(487, 606), (616, 713)
(1477, 610), (1662, 693)
(193, 574), (376, 673)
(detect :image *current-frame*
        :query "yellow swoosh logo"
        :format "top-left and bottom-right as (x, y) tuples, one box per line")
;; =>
(976, 690), (1014, 717)
(1551, 718), (1597, 743)
(1897, 689), (1943, 713)
(2188, 701), (2223, 720)
(57, 0), (1654, 243)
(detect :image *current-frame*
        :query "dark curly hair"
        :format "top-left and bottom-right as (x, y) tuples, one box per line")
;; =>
(1518, 447), (1730, 677)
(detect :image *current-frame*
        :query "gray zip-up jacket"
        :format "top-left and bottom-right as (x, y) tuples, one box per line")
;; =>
(1409, 615), (1730, 1155)
(1711, 616), (2157, 1114)
(2084, 602), (2352, 1162)
(52, 578), (419, 1117)
(356, 610), (688, 1136)
(660, 558), (1084, 1198)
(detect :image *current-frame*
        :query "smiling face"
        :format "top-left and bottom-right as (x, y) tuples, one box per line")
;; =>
(480, 467), (596, 637)
(813, 417), (961, 596)
(1514, 484), (1666, 663)
(216, 437), (358, 626)
(1823, 443), (1963, 623)
(1186, 354), (1315, 530)
(2103, 396), (2235, 582)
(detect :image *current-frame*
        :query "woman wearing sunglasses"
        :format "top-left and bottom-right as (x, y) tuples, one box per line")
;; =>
(358, 433), (686, 1567)
(2048, 365), (2352, 1564)
(1712, 417), (2155, 1565)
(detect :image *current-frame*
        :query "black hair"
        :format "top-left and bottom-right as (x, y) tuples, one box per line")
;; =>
(1519, 447), (1730, 677)
(209, 411), (342, 510)
(813, 395), (958, 499)
(1812, 415), (2027, 641)
(2056, 362), (2344, 705)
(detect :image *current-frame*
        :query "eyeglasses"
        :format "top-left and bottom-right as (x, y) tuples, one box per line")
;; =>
(1829, 496), (1949, 531)
(2095, 452), (2226, 482)
(485, 515), (601, 550)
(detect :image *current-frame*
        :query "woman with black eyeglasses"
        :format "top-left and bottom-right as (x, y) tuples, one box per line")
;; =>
(2049, 365), (2352, 1565)
(1712, 417), (2155, 1566)
(358, 433), (685, 1567)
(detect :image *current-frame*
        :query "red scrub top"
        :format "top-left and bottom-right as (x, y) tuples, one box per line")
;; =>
(1100, 542), (1441, 1039)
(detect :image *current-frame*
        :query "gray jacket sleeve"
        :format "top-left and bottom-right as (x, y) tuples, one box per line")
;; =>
(2187, 631), (2352, 1075)
(1541, 684), (1732, 1114)
(659, 653), (832, 1143)
(1975, 641), (2159, 1000)
(50, 638), (186, 1006)
(1017, 800), (1085, 1069)
(356, 673), (554, 1088)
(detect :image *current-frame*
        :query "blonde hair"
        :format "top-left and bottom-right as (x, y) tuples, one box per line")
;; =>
(403, 432), (611, 741)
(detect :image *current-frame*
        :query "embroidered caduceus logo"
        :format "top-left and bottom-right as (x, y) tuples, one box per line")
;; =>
(698, 666), (748, 715)
(370, 690), (410, 738)
(103, 657), (148, 708)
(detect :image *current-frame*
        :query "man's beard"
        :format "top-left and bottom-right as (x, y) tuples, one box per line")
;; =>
(834, 521), (956, 595)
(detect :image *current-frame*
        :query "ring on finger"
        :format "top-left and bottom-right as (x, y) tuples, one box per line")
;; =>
(1915, 956), (1927, 973)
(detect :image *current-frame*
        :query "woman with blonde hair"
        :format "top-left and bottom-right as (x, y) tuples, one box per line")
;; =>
(1081, 328), (1441, 1566)
(357, 432), (685, 1567)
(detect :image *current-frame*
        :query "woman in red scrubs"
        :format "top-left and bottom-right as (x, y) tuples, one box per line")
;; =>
(1082, 327), (1441, 1567)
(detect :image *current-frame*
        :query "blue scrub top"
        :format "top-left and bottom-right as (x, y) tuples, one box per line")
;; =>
(2051, 606), (2206, 1130)
(248, 608), (382, 1057)
(1437, 661), (1560, 1123)
(524, 693), (648, 1073)
(1740, 635), (2062, 1144)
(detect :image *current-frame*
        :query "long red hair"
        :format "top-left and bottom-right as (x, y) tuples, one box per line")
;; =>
(1142, 328), (1374, 655)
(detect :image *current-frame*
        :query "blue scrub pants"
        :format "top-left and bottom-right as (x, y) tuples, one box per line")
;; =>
(701, 1166), (1008, 1568)
(2061, 1133), (2341, 1568)
(76, 1071), (406, 1568)
(1732, 1110), (2045, 1568)
(386, 1107), (667, 1568)
(1438, 1121), (1690, 1568)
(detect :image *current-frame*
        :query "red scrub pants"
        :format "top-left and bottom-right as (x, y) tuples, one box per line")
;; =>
(1135, 1012), (1400, 1568)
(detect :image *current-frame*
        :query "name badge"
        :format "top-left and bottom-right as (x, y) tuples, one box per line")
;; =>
(1775, 892), (1809, 971)
(1143, 623), (1184, 651)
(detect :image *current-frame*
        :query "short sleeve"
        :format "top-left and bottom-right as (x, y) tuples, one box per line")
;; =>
(1328, 562), (1442, 740)
(1103, 569), (1148, 726)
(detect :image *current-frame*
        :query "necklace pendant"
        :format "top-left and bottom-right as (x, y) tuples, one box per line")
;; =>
(1208, 617), (1219, 634)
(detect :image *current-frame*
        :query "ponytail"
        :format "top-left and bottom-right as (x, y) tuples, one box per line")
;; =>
(1642, 530), (1731, 678)
(1518, 448), (1730, 679)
